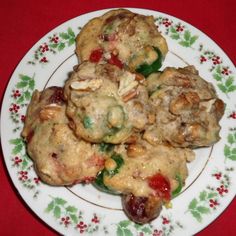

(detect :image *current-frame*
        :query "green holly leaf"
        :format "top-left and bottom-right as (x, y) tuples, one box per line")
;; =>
(12, 144), (23, 155)
(117, 226), (124, 236)
(170, 34), (180, 40)
(66, 206), (77, 213)
(20, 75), (31, 81)
(67, 27), (75, 37)
(16, 96), (24, 104)
(191, 210), (202, 222)
(53, 206), (61, 218)
(225, 77), (234, 87)
(45, 201), (55, 212)
(123, 229), (132, 236)
(179, 40), (190, 47)
(141, 226), (152, 234)
(227, 134), (235, 144)
(29, 80), (35, 90)
(189, 198), (198, 210)
(199, 191), (207, 201)
(58, 42), (65, 51)
(16, 81), (28, 88)
(227, 85), (236, 92)
(24, 90), (31, 100)
(10, 138), (22, 145)
(68, 38), (75, 46)
(70, 214), (78, 224)
(55, 198), (67, 205)
(170, 26), (177, 33)
(216, 65), (221, 74)
(49, 43), (58, 48)
(183, 30), (191, 41)
(228, 155), (236, 161)
(231, 148), (236, 154)
(197, 206), (210, 214)
(207, 192), (218, 199)
(22, 158), (29, 170)
(224, 145), (231, 157)
(189, 35), (198, 45)
(59, 32), (70, 40)
(217, 84), (227, 93)
(118, 220), (131, 228)
(213, 73), (222, 81)
(133, 223), (142, 230)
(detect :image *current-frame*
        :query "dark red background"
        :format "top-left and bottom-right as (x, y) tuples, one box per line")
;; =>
(0, 1), (235, 235)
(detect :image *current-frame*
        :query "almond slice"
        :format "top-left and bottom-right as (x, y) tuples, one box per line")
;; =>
(118, 71), (138, 97)
(70, 78), (103, 91)
(122, 89), (138, 102)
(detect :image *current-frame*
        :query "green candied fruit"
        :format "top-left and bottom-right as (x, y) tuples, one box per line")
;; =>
(93, 153), (124, 194)
(83, 116), (93, 129)
(136, 47), (163, 77)
(172, 174), (183, 198)
(99, 143), (115, 153)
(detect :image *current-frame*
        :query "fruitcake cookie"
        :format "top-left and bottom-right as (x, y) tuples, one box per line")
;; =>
(22, 87), (105, 185)
(76, 9), (168, 76)
(64, 61), (152, 143)
(94, 140), (195, 223)
(144, 66), (225, 147)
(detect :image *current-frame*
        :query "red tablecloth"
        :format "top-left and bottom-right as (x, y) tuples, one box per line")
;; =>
(1, 1), (235, 235)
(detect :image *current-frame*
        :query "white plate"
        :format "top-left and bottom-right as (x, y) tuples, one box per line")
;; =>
(1, 8), (236, 236)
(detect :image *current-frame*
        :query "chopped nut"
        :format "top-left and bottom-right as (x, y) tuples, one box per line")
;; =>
(105, 158), (117, 171)
(104, 52), (111, 60)
(122, 89), (138, 102)
(127, 143), (146, 157)
(200, 99), (216, 112)
(148, 113), (156, 124)
(39, 104), (61, 121)
(124, 134), (138, 144)
(118, 71), (138, 97)
(70, 78), (103, 91)
(135, 73), (145, 83)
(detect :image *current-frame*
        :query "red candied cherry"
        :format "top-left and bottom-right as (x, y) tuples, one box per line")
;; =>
(89, 48), (103, 63)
